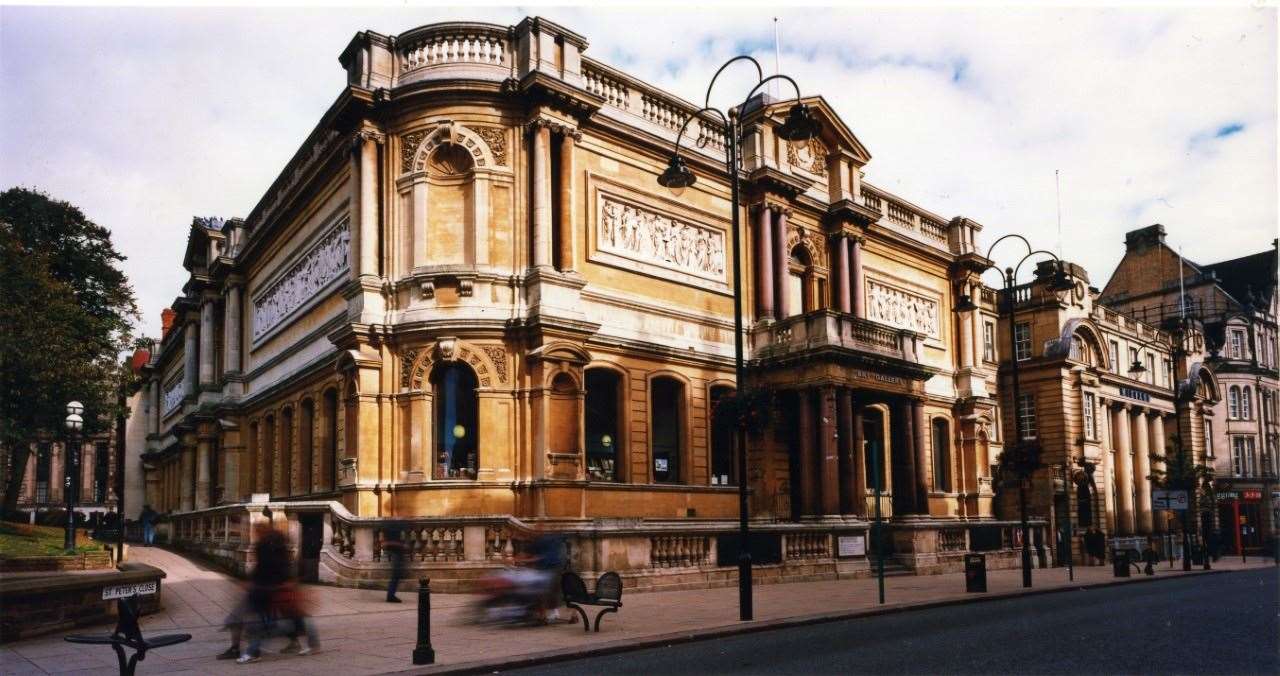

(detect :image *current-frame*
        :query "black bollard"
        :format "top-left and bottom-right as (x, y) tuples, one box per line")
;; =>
(412, 578), (435, 665)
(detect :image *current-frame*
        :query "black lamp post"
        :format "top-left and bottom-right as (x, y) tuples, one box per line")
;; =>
(656, 56), (819, 622)
(955, 235), (1073, 588)
(64, 400), (84, 553)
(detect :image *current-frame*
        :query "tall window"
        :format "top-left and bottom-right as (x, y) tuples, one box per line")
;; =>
(1014, 322), (1032, 361)
(1162, 359), (1172, 389)
(585, 369), (621, 482)
(1017, 393), (1037, 440)
(262, 415), (275, 495)
(1228, 386), (1241, 419)
(651, 377), (684, 483)
(1109, 340), (1120, 374)
(35, 442), (51, 503)
(280, 407), (294, 496)
(1204, 419), (1214, 459)
(323, 388), (339, 491)
(1128, 347), (1139, 375)
(1083, 392), (1097, 440)
(1232, 436), (1257, 477)
(787, 246), (811, 317)
(1230, 330), (1245, 359)
(1241, 386), (1253, 420)
(1145, 354), (1155, 384)
(863, 408), (886, 491)
(299, 399), (314, 495)
(931, 418), (951, 492)
(709, 385), (736, 486)
(433, 363), (479, 479)
(94, 441), (109, 503)
(983, 321), (996, 362)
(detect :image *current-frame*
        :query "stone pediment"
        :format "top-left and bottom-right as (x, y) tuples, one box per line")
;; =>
(756, 95), (872, 167)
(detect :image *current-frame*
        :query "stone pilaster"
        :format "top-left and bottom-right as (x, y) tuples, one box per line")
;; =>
(1111, 403), (1134, 534)
(850, 235), (865, 319)
(199, 294), (216, 386)
(819, 385), (840, 516)
(556, 130), (576, 272)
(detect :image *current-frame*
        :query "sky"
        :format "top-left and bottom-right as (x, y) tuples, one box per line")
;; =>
(1, 3), (1276, 339)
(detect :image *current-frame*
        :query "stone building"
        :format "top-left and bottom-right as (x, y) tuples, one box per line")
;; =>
(136, 17), (1034, 588)
(13, 431), (119, 523)
(994, 260), (1220, 563)
(1100, 225), (1279, 553)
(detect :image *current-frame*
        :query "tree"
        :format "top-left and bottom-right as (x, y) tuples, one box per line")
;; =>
(1149, 434), (1216, 569)
(0, 188), (138, 515)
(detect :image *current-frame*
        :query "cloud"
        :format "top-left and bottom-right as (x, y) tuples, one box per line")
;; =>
(1, 5), (1275, 338)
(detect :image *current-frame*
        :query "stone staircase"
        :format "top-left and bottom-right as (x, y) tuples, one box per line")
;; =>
(868, 556), (912, 577)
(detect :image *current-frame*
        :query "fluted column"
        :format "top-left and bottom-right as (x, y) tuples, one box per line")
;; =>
(1132, 409), (1153, 533)
(183, 316), (198, 398)
(556, 131), (576, 271)
(531, 123), (552, 268)
(797, 388), (817, 517)
(850, 235), (865, 319)
(224, 282), (242, 375)
(773, 206), (789, 319)
(199, 295), (216, 386)
(819, 386), (840, 516)
(1112, 404), (1134, 534)
(755, 206), (774, 320)
(835, 234), (851, 313)
(1150, 414), (1168, 533)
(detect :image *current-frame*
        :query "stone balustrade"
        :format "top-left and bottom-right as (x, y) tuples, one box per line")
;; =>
(753, 309), (923, 365)
(398, 24), (509, 72)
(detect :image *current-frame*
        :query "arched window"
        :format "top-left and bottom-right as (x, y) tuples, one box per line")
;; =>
(709, 385), (736, 486)
(1228, 386), (1241, 419)
(322, 388), (338, 491)
(299, 399), (314, 495)
(280, 407), (294, 496)
(931, 418), (951, 493)
(651, 377), (684, 484)
(1241, 386), (1253, 420)
(787, 246), (812, 317)
(432, 362), (479, 479)
(548, 373), (579, 457)
(426, 144), (476, 266)
(585, 369), (622, 482)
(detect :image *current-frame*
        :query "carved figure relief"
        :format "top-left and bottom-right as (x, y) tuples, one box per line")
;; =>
(162, 377), (185, 415)
(786, 137), (828, 178)
(596, 193), (726, 282)
(252, 219), (351, 342)
(866, 279), (940, 338)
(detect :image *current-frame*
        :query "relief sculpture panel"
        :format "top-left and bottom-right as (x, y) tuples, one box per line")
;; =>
(252, 219), (351, 344)
(592, 190), (727, 292)
(162, 376), (185, 416)
(866, 279), (939, 339)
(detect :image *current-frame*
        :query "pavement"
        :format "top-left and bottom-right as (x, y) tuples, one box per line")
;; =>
(1, 547), (1274, 675)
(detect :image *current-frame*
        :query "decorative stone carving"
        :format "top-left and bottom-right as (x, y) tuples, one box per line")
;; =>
(480, 345), (508, 382)
(400, 130), (427, 172)
(866, 280), (940, 339)
(420, 280), (435, 299)
(436, 337), (458, 362)
(252, 219), (351, 343)
(457, 278), (474, 297)
(162, 376), (185, 415)
(596, 193), (725, 283)
(786, 137), (828, 178)
(472, 126), (507, 165)
(399, 350), (419, 390)
(786, 226), (827, 266)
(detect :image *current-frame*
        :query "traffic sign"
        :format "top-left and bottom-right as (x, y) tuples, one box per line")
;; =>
(1152, 489), (1189, 511)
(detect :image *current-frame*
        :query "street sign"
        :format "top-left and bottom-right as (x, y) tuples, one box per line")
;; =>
(102, 581), (157, 600)
(1152, 489), (1188, 511)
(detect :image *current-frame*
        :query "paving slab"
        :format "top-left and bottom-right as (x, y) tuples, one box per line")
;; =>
(0, 545), (1271, 675)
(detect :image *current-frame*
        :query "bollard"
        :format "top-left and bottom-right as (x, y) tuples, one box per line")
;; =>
(412, 578), (435, 665)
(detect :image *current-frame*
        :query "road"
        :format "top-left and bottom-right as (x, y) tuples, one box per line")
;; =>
(507, 568), (1279, 675)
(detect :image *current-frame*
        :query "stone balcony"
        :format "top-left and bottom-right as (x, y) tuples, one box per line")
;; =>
(751, 310), (927, 377)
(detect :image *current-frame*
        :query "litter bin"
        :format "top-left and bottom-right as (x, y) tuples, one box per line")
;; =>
(964, 553), (987, 593)
(1113, 550), (1131, 577)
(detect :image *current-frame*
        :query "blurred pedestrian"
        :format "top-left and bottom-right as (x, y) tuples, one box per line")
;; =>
(530, 533), (568, 623)
(139, 504), (157, 546)
(383, 521), (407, 603)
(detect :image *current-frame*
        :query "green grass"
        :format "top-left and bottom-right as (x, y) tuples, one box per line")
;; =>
(0, 521), (99, 558)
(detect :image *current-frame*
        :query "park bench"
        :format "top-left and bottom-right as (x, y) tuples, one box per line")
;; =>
(561, 571), (623, 632)
(65, 594), (191, 676)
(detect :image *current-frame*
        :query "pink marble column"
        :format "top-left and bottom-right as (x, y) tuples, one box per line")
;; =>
(773, 207), (790, 319)
(755, 206), (774, 320)
(850, 235), (865, 319)
(835, 234), (851, 313)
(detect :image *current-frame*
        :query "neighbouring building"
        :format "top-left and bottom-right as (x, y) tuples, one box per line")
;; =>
(1101, 225), (1279, 554)
(135, 16), (1058, 589)
(994, 259), (1220, 564)
(12, 430), (120, 524)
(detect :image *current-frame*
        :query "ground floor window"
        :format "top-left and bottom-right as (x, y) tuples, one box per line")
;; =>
(433, 362), (479, 479)
(585, 369), (620, 482)
(709, 385), (735, 485)
(35, 442), (51, 503)
(651, 377), (684, 483)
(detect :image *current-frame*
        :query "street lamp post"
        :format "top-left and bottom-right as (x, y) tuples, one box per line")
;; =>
(955, 235), (1074, 588)
(63, 401), (84, 553)
(656, 55), (820, 622)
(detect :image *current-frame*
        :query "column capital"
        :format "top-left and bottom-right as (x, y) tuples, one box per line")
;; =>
(350, 126), (386, 150)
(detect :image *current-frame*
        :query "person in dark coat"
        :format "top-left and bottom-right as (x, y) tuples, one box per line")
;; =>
(139, 505), (157, 545)
(383, 521), (408, 603)
(239, 521), (292, 663)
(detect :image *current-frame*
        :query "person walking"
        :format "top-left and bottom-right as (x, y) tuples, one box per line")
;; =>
(239, 520), (291, 664)
(139, 504), (157, 546)
(383, 521), (407, 603)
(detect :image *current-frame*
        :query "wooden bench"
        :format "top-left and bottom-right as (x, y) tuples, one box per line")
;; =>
(561, 571), (623, 632)
(65, 595), (191, 676)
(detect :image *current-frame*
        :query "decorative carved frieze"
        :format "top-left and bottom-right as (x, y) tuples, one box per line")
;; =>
(400, 130), (427, 172)
(786, 226), (827, 266)
(399, 349), (419, 390)
(595, 193), (726, 284)
(866, 279), (940, 339)
(251, 219), (351, 343)
(472, 127), (507, 165)
(480, 345), (508, 382)
(786, 137), (828, 178)
(162, 377), (185, 415)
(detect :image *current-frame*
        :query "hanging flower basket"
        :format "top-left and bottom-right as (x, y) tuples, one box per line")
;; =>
(712, 387), (777, 437)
